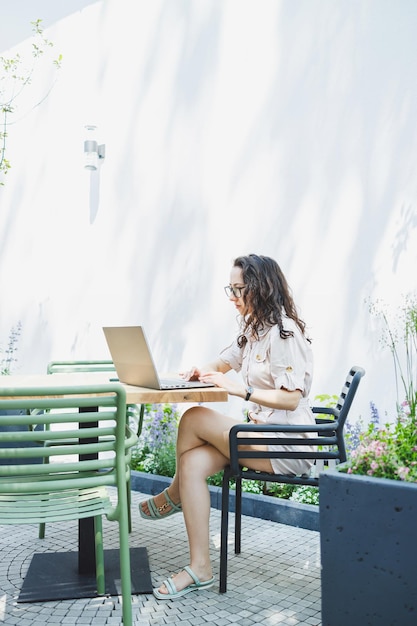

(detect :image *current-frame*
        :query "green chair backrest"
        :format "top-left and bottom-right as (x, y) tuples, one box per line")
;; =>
(46, 360), (144, 438)
(47, 360), (116, 374)
(0, 384), (136, 499)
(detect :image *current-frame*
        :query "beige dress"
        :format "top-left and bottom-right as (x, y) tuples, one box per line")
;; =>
(220, 316), (315, 475)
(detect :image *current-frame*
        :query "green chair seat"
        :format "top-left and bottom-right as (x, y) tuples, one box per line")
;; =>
(0, 485), (112, 523)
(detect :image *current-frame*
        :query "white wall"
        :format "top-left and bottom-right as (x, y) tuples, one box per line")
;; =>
(1, 0), (416, 424)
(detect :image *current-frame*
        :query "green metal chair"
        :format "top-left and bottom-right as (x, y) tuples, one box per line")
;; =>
(40, 360), (144, 537)
(0, 383), (137, 626)
(46, 360), (145, 438)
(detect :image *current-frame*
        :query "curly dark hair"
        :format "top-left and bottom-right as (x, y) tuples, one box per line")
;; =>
(233, 254), (310, 346)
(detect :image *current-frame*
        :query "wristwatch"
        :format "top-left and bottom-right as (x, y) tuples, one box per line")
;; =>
(245, 386), (253, 401)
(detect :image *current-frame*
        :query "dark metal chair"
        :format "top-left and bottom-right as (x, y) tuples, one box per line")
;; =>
(219, 365), (365, 592)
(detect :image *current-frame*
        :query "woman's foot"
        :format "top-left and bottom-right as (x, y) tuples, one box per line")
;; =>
(139, 488), (182, 520)
(153, 566), (214, 599)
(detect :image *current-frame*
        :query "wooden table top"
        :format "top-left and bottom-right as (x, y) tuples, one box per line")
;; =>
(0, 372), (228, 404)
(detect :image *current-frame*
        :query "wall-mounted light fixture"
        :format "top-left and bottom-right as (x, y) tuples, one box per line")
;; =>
(84, 124), (105, 170)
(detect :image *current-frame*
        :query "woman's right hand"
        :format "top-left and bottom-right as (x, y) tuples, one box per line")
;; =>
(180, 366), (202, 381)
(180, 359), (231, 381)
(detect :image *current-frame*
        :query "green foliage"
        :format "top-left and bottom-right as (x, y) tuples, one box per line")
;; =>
(314, 393), (338, 408)
(343, 414), (417, 482)
(130, 403), (179, 477)
(369, 294), (417, 419)
(239, 479), (264, 494)
(206, 471), (225, 487)
(136, 446), (177, 478)
(1, 19), (62, 184)
(265, 482), (296, 499)
(343, 294), (417, 482)
(313, 392), (338, 421)
(0, 322), (22, 375)
(207, 473), (264, 494)
(289, 485), (319, 505)
(265, 482), (319, 505)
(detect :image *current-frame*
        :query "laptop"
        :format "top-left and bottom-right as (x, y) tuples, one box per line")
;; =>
(102, 326), (214, 389)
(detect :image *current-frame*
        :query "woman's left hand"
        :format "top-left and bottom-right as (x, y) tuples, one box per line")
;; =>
(200, 372), (303, 410)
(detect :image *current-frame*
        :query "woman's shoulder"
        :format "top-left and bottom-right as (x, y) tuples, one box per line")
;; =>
(268, 317), (308, 344)
(269, 316), (298, 334)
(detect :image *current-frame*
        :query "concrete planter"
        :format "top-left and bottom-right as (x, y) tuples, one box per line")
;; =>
(320, 469), (417, 626)
(130, 470), (319, 531)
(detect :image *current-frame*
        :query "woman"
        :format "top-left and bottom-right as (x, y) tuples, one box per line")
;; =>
(139, 254), (314, 599)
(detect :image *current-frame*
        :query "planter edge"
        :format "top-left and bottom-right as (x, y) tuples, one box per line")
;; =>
(130, 470), (319, 531)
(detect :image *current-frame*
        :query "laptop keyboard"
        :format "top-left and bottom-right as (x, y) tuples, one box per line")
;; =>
(160, 379), (215, 389)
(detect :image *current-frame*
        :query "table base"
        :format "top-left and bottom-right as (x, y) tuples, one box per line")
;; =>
(18, 548), (153, 602)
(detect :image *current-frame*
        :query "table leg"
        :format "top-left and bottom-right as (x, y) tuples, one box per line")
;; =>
(78, 406), (98, 574)
(18, 406), (153, 601)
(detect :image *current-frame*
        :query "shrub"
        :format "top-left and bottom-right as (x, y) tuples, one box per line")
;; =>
(131, 403), (179, 478)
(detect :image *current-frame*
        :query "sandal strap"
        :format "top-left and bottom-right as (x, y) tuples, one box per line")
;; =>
(156, 501), (171, 514)
(163, 577), (178, 594)
(183, 566), (200, 586)
(141, 488), (182, 519)
(162, 488), (182, 512)
(147, 496), (163, 518)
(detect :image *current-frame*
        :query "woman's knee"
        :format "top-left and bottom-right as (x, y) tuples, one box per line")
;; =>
(180, 405), (201, 422)
(179, 406), (215, 432)
(179, 446), (226, 478)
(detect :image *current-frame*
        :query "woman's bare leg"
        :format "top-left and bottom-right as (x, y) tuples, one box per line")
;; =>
(156, 443), (227, 594)
(140, 405), (234, 517)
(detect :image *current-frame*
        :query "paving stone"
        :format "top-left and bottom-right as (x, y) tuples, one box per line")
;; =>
(0, 488), (322, 625)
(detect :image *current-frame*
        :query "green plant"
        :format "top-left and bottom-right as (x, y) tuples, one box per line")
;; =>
(131, 403), (179, 477)
(238, 479), (264, 494)
(344, 415), (417, 482)
(314, 393), (338, 411)
(0, 19), (62, 184)
(265, 482), (295, 499)
(0, 322), (22, 375)
(369, 294), (417, 418)
(290, 485), (319, 505)
(342, 294), (417, 482)
(206, 471), (225, 487)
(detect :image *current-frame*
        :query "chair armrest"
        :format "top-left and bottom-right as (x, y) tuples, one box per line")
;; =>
(315, 417), (337, 425)
(229, 422), (339, 435)
(312, 406), (338, 417)
(125, 424), (139, 450)
(228, 421), (341, 475)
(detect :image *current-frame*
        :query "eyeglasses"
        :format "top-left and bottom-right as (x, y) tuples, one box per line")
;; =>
(224, 285), (246, 298)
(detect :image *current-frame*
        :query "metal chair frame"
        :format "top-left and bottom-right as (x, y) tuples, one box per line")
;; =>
(38, 360), (144, 537)
(0, 383), (137, 626)
(219, 365), (366, 593)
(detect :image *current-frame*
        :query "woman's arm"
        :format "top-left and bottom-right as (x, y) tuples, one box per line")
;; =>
(199, 371), (302, 411)
(181, 359), (231, 381)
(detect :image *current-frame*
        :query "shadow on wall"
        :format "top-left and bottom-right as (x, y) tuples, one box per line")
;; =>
(1, 0), (416, 421)
(88, 169), (101, 224)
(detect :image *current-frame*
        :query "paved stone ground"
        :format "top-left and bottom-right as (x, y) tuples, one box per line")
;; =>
(0, 488), (321, 625)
